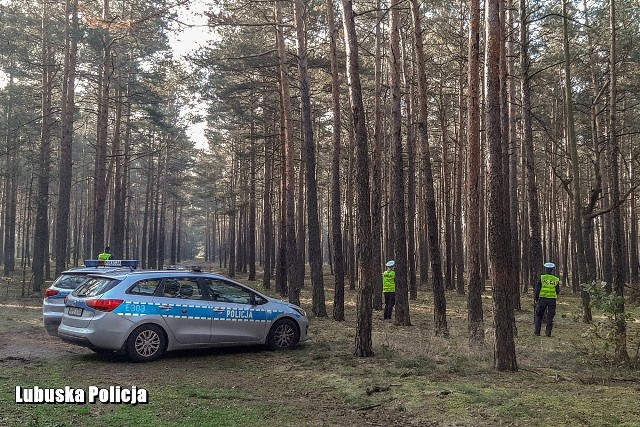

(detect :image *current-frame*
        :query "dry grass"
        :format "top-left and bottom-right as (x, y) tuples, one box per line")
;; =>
(1, 266), (640, 426)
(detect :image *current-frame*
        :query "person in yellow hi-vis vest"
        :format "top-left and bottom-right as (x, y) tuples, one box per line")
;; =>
(534, 262), (560, 336)
(383, 260), (396, 320)
(98, 246), (112, 261)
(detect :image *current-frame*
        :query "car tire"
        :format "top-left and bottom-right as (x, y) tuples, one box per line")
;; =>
(126, 324), (167, 362)
(267, 318), (299, 350)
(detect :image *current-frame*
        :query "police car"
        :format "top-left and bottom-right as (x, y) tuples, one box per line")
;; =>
(43, 260), (139, 335)
(57, 268), (309, 362)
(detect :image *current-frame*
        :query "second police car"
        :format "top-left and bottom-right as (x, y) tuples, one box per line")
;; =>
(43, 260), (139, 335)
(57, 268), (309, 362)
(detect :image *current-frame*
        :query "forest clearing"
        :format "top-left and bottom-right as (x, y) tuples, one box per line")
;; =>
(1, 269), (640, 427)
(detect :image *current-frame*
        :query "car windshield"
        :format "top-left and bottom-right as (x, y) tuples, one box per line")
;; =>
(72, 277), (121, 297)
(51, 274), (91, 290)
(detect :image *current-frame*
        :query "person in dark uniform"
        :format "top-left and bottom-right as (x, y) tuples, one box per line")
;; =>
(383, 260), (396, 320)
(534, 262), (560, 337)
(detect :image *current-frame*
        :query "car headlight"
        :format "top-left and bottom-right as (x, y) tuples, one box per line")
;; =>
(291, 306), (306, 317)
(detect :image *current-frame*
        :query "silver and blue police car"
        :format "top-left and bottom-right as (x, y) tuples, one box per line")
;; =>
(57, 268), (309, 362)
(43, 260), (139, 335)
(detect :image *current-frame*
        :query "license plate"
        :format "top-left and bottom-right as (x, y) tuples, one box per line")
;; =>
(68, 307), (83, 317)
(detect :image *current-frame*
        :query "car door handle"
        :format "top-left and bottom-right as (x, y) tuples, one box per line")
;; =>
(159, 305), (172, 310)
(212, 308), (225, 313)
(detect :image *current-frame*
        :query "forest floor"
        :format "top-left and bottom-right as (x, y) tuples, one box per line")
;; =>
(1, 266), (640, 427)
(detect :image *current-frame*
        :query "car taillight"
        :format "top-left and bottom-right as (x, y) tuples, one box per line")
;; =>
(86, 299), (124, 312)
(44, 289), (59, 297)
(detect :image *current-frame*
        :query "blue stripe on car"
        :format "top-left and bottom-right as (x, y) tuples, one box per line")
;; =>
(112, 302), (283, 323)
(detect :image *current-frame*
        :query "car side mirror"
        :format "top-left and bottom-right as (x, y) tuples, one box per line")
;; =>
(252, 295), (267, 306)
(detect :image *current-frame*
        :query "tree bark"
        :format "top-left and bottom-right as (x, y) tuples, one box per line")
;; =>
(292, 0), (326, 315)
(520, 0), (543, 299)
(608, 0), (629, 363)
(326, 0), (345, 321)
(110, 83), (125, 259)
(3, 61), (17, 276)
(409, 0), (447, 335)
(55, 0), (78, 275)
(507, 0), (520, 310)
(93, 0), (112, 257)
(274, 0), (302, 305)
(466, 0), (484, 345)
(33, 0), (53, 292)
(487, 0), (517, 371)
(562, 0), (590, 322)
(263, 114), (274, 289)
(370, 0), (384, 311)
(389, 0), (409, 326)
(249, 118), (257, 281)
(341, 0), (374, 357)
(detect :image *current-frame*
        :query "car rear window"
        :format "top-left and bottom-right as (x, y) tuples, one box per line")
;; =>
(52, 274), (90, 290)
(72, 277), (121, 297)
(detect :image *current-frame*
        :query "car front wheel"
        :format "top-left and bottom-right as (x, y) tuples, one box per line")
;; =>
(126, 324), (167, 362)
(267, 318), (299, 350)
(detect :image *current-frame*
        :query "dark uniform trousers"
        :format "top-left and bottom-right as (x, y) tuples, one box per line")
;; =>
(383, 292), (396, 320)
(535, 297), (557, 336)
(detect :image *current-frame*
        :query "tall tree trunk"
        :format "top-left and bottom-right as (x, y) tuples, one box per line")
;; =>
(297, 156), (305, 278)
(249, 119), (257, 281)
(263, 114), (274, 289)
(3, 63), (17, 276)
(228, 155), (237, 278)
(498, 0), (514, 323)
(582, 0), (603, 306)
(33, 0), (53, 292)
(93, 0), (112, 257)
(293, 0), (326, 315)
(608, 0), (628, 363)
(274, 0), (301, 304)
(326, 0), (345, 321)
(341, 0), (374, 357)
(149, 146), (162, 269)
(466, 0), (484, 345)
(110, 83), (125, 259)
(487, 0), (517, 371)
(275, 0), (303, 305)
(347, 126), (356, 291)
(170, 198), (178, 265)
(370, 0), (384, 311)
(520, 0), (543, 298)
(389, 0), (409, 326)
(440, 96), (453, 291)
(563, 0), (590, 322)
(455, 13), (465, 297)
(507, 0), (520, 310)
(275, 92), (288, 297)
(409, 0), (447, 336)
(403, 46), (418, 301)
(55, 0), (78, 275)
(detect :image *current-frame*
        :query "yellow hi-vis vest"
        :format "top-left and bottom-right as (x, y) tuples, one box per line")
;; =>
(98, 252), (112, 260)
(383, 270), (396, 293)
(539, 274), (559, 298)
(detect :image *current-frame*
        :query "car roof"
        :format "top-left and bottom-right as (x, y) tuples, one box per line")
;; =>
(86, 269), (237, 282)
